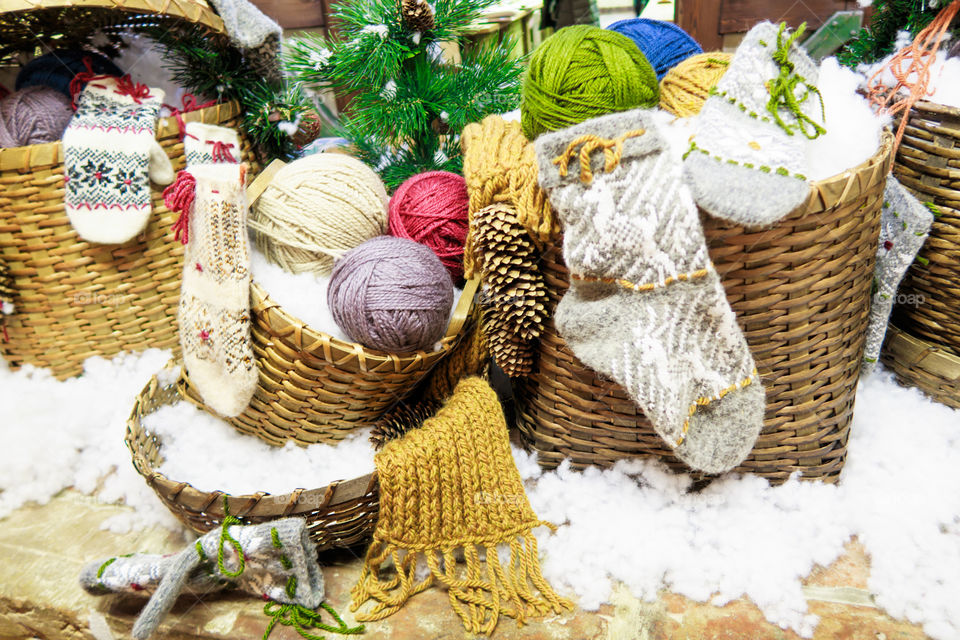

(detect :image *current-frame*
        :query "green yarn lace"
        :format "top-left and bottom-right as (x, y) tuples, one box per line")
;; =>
(217, 497), (246, 578)
(766, 22), (826, 139)
(263, 602), (365, 640)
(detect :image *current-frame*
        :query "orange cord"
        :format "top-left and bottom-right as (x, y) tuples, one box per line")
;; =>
(866, 0), (960, 151)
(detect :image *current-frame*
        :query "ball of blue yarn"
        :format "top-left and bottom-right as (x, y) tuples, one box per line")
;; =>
(16, 50), (124, 99)
(607, 19), (703, 80)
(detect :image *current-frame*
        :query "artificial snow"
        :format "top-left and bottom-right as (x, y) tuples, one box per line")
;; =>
(250, 243), (465, 347)
(520, 371), (960, 640)
(143, 401), (376, 495)
(863, 39), (960, 110)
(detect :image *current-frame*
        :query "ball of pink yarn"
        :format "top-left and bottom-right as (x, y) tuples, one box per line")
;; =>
(0, 86), (73, 149)
(388, 171), (469, 280)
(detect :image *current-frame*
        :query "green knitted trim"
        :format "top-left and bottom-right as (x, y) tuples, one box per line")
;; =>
(924, 202), (942, 217)
(684, 141), (807, 180)
(916, 255), (930, 266)
(218, 497), (246, 578)
(280, 555), (293, 570)
(263, 601), (364, 640)
(97, 558), (116, 579)
(195, 540), (208, 562)
(915, 231), (926, 236)
(706, 57), (730, 66)
(271, 528), (283, 549)
(766, 22), (826, 140)
(864, 356), (878, 363)
(286, 575), (297, 599)
(709, 87), (774, 124)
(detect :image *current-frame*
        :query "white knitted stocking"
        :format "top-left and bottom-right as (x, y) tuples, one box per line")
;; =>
(536, 108), (765, 474)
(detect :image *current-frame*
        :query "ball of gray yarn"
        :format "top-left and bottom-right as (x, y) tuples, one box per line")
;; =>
(328, 236), (454, 353)
(0, 86), (74, 148)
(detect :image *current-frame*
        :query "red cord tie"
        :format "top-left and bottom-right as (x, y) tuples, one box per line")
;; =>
(164, 172), (197, 245)
(164, 94), (218, 142)
(69, 57), (99, 110)
(207, 140), (237, 163)
(113, 75), (152, 103)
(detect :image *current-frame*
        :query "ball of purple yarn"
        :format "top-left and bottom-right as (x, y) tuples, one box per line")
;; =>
(0, 86), (74, 149)
(328, 236), (454, 353)
(607, 19), (703, 80)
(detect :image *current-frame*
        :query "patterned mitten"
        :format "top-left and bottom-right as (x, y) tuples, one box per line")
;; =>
(63, 76), (174, 243)
(536, 108), (765, 474)
(80, 518), (327, 640)
(862, 177), (934, 371)
(166, 122), (257, 417)
(683, 22), (825, 226)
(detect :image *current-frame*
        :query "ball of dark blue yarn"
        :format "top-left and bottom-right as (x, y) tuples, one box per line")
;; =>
(16, 50), (124, 98)
(607, 19), (702, 80)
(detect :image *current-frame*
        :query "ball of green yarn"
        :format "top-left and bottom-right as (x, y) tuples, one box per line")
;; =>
(521, 25), (660, 140)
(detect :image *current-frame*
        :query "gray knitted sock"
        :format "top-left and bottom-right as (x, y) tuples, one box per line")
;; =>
(862, 176), (934, 372)
(683, 21), (825, 226)
(536, 108), (765, 474)
(80, 518), (325, 640)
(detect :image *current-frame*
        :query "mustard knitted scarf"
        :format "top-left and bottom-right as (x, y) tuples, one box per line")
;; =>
(350, 377), (572, 634)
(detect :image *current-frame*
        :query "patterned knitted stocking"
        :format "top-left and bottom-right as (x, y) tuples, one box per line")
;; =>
(167, 122), (257, 417)
(80, 518), (332, 640)
(536, 108), (765, 474)
(862, 176), (934, 371)
(683, 21), (825, 226)
(63, 76), (174, 244)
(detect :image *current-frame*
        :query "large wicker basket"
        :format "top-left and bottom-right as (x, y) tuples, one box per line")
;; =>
(0, 0), (258, 380)
(181, 159), (480, 446)
(515, 133), (894, 484)
(127, 367), (379, 551)
(882, 100), (960, 406)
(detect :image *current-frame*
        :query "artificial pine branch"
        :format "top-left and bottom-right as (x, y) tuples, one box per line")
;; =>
(284, 0), (523, 189)
(838, 0), (956, 67)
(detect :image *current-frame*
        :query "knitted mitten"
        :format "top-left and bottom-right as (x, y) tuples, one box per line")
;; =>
(63, 76), (174, 243)
(536, 108), (765, 474)
(167, 122), (257, 417)
(863, 177), (934, 371)
(80, 518), (328, 640)
(683, 21), (825, 226)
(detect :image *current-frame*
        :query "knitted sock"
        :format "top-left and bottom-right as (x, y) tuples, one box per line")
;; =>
(351, 377), (572, 635)
(682, 22), (825, 226)
(168, 122), (257, 418)
(62, 76), (174, 244)
(863, 176), (934, 372)
(80, 518), (330, 640)
(535, 108), (765, 474)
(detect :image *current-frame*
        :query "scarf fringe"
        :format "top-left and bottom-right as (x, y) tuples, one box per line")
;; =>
(350, 530), (572, 635)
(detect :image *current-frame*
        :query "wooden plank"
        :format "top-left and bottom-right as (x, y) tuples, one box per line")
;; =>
(718, 0), (847, 34)
(677, 0), (723, 51)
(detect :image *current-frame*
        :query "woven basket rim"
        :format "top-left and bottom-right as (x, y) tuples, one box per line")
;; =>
(126, 366), (379, 520)
(798, 130), (893, 216)
(884, 324), (960, 383)
(908, 99), (960, 119)
(0, 0), (225, 33)
(0, 100), (242, 171)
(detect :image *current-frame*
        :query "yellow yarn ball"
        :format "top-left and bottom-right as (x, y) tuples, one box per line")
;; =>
(659, 52), (732, 118)
(249, 153), (389, 275)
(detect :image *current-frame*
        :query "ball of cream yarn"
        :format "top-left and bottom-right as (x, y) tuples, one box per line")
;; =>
(250, 153), (389, 275)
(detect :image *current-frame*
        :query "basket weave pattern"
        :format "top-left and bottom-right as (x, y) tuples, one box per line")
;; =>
(515, 134), (893, 483)
(127, 370), (379, 551)
(891, 101), (960, 357)
(881, 326), (960, 409)
(0, 102), (256, 379)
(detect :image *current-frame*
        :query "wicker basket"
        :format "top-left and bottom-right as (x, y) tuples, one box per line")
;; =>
(179, 159), (480, 446)
(890, 101), (960, 358)
(515, 133), (894, 484)
(881, 325), (960, 409)
(0, 0), (258, 379)
(127, 367), (379, 551)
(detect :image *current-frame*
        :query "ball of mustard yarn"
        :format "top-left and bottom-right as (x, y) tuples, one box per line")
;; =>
(659, 52), (732, 118)
(250, 153), (389, 275)
(521, 25), (660, 141)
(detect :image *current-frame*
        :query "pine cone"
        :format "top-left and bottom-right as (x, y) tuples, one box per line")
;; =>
(292, 110), (324, 148)
(471, 204), (548, 377)
(370, 398), (441, 449)
(401, 0), (435, 32)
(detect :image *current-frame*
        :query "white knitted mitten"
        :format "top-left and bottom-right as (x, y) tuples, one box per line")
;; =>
(536, 108), (765, 474)
(167, 122), (257, 417)
(63, 76), (174, 243)
(683, 21), (825, 226)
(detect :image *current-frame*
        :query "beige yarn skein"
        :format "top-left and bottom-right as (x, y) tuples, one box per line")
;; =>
(250, 153), (389, 275)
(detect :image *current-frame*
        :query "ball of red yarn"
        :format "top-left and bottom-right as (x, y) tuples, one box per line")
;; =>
(388, 171), (469, 280)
